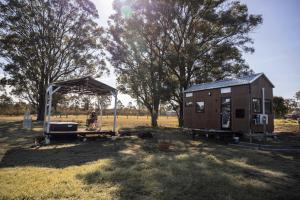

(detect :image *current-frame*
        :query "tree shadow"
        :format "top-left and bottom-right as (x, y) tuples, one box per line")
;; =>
(0, 139), (131, 168)
(75, 138), (300, 200)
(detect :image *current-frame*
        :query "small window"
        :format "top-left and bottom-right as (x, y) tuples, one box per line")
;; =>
(185, 101), (193, 107)
(221, 87), (231, 93)
(236, 109), (245, 118)
(252, 98), (261, 113)
(264, 100), (272, 114)
(195, 101), (205, 113)
(185, 93), (193, 97)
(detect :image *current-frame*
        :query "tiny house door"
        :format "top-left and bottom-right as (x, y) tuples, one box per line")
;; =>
(221, 97), (231, 129)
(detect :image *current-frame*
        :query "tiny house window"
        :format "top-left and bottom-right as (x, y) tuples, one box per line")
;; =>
(195, 101), (205, 113)
(236, 109), (245, 118)
(185, 93), (193, 97)
(252, 98), (261, 113)
(264, 100), (272, 114)
(221, 87), (231, 93)
(185, 102), (193, 107)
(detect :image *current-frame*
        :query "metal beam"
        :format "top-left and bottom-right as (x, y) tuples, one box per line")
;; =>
(112, 91), (118, 132)
(43, 87), (49, 134)
(46, 85), (53, 134)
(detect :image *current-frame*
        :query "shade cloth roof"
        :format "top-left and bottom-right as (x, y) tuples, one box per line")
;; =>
(184, 73), (274, 93)
(52, 76), (116, 95)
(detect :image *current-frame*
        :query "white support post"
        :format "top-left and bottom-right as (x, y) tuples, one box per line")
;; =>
(97, 96), (103, 131)
(262, 88), (265, 115)
(43, 85), (60, 135)
(43, 87), (49, 135)
(46, 85), (53, 134)
(113, 92), (118, 132)
(262, 87), (267, 141)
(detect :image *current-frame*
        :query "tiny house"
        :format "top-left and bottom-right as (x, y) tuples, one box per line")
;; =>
(183, 73), (274, 134)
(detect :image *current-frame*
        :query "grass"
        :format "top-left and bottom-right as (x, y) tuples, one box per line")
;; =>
(0, 116), (300, 200)
(0, 115), (178, 130)
(274, 119), (299, 134)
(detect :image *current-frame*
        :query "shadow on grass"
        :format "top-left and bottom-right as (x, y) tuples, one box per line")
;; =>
(75, 136), (300, 200)
(0, 139), (131, 168)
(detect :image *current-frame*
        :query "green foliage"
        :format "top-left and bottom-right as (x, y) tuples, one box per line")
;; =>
(108, 0), (262, 127)
(295, 91), (300, 101)
(107, 0), (172, 126)
(0, 0), (107, 120)
(0, 94), (28, 115)
(273, 96), (288, 118)
(284, 98), (298, 113)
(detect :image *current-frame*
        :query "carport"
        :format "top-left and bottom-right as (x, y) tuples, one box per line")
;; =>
(43, 76), (118, 139)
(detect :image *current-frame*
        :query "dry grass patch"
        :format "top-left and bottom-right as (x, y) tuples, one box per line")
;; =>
(0, 115), (178, 129)
(275, 119), (299, 134)
(0, 117), (300, 199)
(1, 123), (300, 200)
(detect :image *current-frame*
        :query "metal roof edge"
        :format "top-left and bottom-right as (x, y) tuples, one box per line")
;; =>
(184, 72), (274, 93)
(249, 73), (275, 88)
(184, 82), (249, 93)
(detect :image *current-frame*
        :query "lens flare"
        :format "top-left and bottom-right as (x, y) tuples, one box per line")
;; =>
(121, 5), (133, 18)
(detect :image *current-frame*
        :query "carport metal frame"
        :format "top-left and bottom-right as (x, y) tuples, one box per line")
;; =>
(43, 76), (118, 136)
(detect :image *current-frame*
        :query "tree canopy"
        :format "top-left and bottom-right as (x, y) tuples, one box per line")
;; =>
(273, 96), (288, 118)
(0, 0), (107, 120)
(107, 0), (262, 126)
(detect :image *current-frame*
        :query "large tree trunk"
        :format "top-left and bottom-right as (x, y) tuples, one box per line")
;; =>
(151, 111), (158, 127)
(36, 93), (45, 121)
(36, 82), (46, 121)
(178, 100), (184, 127)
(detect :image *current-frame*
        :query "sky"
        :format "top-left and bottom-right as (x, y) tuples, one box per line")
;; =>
(91, 0), (300, 106)
(1, 0), (299, 106)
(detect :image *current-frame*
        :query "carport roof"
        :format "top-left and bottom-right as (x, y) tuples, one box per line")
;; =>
(52, 76), (117, 95)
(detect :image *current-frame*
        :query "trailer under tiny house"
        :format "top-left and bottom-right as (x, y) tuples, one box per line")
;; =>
(183, 73), (274, 135)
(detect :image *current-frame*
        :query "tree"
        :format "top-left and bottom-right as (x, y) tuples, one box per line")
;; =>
(273, 96), (288, 118)
(108, 0), (261, 127)
(107, 0), (170, 126)
(97, 95), (111, 116)
(52, 93), (65, 115)
(0, 94), (13, 114)
(295, 91), (300, 101)
(0, 0), (107, 120)
(154, 0), (261, 126)
(295, 91), (300, 112)
(284, 98), (298, 113)
(81, 96), (92, 111)
(117, 100), (124, 115)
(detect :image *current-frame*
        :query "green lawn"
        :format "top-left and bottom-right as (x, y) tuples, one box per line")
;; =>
(0, 119), (300, 200)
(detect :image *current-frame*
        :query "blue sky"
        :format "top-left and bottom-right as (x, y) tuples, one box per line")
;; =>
(1, 0), (299, 106)
(93, 0), (300, 105)
(240, 0), (300, 98)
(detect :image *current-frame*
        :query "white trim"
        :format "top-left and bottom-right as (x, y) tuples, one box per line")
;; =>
(112, 91), (118, 132)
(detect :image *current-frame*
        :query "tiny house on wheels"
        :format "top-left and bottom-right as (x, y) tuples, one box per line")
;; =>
(183, 73), (274, 134)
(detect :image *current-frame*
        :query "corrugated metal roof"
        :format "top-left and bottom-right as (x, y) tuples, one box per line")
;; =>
(184, 73), (271, 93)
(52, 76), (117, 95)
